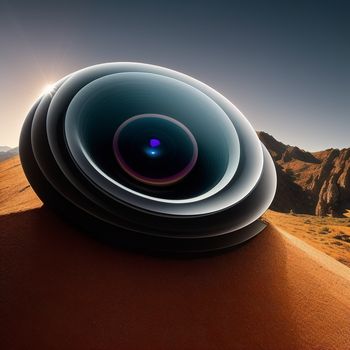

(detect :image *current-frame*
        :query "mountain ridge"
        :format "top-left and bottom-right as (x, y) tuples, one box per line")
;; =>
(0, 146), (19, 162)
(258, 132), (350, 217)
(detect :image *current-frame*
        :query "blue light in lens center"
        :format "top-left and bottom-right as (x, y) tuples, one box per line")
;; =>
(149, 138), (161, 148)
(145, 147), (160, 157)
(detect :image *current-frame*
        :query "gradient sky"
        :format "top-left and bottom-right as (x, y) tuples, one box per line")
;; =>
(0, 0), (349, 150)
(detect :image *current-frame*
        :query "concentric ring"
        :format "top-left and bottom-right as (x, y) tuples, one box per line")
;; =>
(19, 62), (277, 254)
(113, 114), (198, 186)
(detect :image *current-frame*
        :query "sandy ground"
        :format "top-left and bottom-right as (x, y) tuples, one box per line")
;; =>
(0, 156), (41, 215)
(264, 210), (350, 267)
(1, 156), (350, 349)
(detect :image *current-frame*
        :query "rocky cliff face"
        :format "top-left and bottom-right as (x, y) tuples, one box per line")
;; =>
(258, 132), (350, 217)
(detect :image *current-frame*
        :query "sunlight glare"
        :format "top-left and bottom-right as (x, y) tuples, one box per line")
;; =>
(41, 83), (55, 95)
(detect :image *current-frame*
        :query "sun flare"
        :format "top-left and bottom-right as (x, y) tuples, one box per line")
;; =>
(41, 83), (55, 95)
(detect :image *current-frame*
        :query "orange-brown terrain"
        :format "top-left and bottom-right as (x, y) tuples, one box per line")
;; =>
(264, 210), (350, 267)
(1, 155), (350, 349)
(0, 155), (41, 215)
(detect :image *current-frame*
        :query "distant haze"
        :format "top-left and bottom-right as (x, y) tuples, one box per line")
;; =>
(0, 146), (11, 152)
(0, 0), (349, 151)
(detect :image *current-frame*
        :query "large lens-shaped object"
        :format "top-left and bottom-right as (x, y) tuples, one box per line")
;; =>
(19, 62), (276, 254)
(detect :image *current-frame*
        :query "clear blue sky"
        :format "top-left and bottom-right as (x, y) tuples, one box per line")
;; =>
(0, 0), (349, 150)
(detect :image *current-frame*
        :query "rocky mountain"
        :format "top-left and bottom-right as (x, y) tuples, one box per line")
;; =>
(258, 132), (350, 217)
(0, 146), (19, 162)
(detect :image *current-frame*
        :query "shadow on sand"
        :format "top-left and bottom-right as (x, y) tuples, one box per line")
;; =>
(0, 207), (300, 349)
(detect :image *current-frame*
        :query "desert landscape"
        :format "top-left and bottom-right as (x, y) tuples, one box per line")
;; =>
(0, 154), (350, 349)
(0, 137), (350, 349)
(2, 153), (350, 268)
(1, 1), (348, 347)
(257, 132), (350, 267)
(1, 132), (350, 269)
(264, 210), (350, 267)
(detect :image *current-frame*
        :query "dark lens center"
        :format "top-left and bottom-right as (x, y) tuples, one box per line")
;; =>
(113, 114), (198, 185)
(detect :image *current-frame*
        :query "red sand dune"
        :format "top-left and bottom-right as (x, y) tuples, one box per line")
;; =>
(0, 156), (350, 349)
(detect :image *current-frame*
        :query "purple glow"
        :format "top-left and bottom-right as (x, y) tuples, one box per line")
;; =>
(149, 138), (161, 148)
